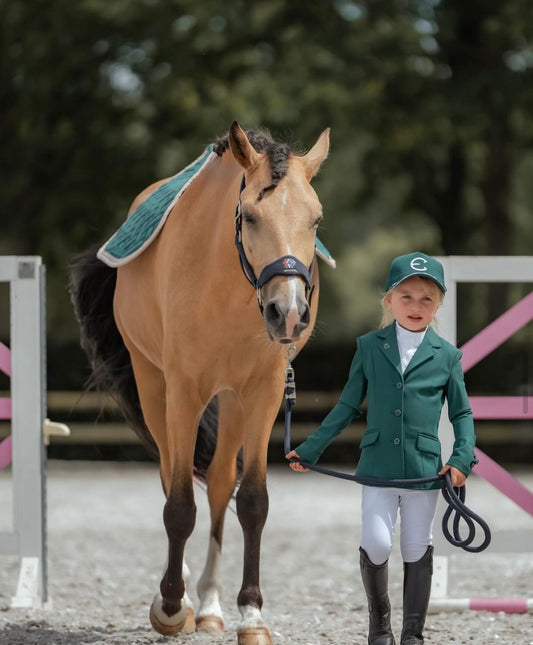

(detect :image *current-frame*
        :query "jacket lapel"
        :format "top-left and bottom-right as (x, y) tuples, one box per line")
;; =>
(377, 324), (402, 376)
(403, 326), (442, 376)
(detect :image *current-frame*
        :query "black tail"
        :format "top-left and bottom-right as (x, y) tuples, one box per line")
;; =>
(69, 247), (219, 478)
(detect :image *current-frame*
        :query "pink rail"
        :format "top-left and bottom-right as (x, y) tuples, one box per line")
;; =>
(473, 448), (533, 516)
(460, 291), (533, 373)
(458, 290), (533, 517)
(469, 396), (533, 419)
(0, 341), (11, 469)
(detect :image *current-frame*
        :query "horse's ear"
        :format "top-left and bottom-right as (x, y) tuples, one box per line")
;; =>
(228, 121), (260, 171)
(302, 128), (330, 180)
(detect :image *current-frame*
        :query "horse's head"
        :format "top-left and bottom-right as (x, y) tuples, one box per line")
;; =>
(229, 122), (330, 343)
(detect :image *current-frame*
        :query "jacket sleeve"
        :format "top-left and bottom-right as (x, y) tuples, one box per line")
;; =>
(294, 338), (367, 464)
(446, 352), (477, 477)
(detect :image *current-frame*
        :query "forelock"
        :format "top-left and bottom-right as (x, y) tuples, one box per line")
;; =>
(214, 129), (291, 199)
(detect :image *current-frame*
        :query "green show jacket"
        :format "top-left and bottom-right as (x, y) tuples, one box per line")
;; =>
(295, 323), (476, 490)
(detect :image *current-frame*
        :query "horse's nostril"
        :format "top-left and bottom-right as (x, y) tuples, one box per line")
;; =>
(265, 301), (283, 325)
(301, 303), (310, 327)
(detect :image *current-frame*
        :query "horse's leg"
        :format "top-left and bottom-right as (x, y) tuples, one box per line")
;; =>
(125, 347), (197, 635)
(235, 385), (281, 645)
(149, 385), (202, 636)
(196, 390), (243, 632)
(150, 463), (196, 636)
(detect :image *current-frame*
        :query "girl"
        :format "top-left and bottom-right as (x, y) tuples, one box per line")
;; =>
(286, 252), (476, 645)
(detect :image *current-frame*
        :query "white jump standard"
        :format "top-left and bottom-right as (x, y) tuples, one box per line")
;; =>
(0, 256), (47, 609)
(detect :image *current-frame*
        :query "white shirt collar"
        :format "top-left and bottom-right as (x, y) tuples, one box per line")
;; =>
(395, 322), (427, 373)
(395, 321), (427, 344)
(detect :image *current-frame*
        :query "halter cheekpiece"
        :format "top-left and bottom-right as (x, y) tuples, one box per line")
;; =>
(234, 175), (315, 313)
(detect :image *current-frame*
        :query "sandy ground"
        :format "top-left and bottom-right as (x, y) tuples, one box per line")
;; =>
(0, 461), (532, 645)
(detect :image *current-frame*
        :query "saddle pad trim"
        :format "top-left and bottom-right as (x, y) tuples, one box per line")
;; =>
(97, 145), (217, 268)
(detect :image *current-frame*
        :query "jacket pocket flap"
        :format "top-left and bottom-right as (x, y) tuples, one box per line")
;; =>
(360, 430), (379, 448)
(417, 434), (440, 456)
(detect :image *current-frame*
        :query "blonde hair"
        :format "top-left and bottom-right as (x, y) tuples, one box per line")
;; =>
(379, 279), (444, 329)
(379, 293), (395, 329)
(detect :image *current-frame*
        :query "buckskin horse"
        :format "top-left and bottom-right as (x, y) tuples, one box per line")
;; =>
(70, 122), (329, 644)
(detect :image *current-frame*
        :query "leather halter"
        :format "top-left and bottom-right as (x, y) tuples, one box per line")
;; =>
(234, 175), (315, 313)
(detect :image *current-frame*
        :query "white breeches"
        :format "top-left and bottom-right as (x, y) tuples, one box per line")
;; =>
(360, 486), (440, 565)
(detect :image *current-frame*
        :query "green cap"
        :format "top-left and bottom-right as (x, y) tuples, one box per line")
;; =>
(385, 252), (446, 293)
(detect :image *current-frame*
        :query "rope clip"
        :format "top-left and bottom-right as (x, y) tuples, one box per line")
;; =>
(285, 343), (297, 366)
(285, 344), (297, 406)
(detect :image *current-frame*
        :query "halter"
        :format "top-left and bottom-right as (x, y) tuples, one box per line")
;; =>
(234, 176), (315, 313)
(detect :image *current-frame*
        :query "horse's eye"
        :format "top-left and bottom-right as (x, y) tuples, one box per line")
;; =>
(243, 213), (256, 225)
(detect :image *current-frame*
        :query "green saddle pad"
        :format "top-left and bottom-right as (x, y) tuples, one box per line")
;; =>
(98, 145), (217, 267)
(98, 144), (335, 269)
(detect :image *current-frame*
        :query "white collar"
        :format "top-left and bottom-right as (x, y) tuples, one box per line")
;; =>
(395, 322), (427, 373)
(395, 321), (427, 346)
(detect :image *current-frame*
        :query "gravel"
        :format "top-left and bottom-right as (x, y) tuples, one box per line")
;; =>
(1, 461), (532, 644)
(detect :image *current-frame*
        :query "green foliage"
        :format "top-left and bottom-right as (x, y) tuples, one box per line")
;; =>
(1, 0), (533, 385)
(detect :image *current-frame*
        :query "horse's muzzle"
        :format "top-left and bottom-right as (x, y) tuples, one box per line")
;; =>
(264, 296), (310, 342)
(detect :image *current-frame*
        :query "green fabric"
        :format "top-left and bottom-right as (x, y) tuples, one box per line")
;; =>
(385, 252), (446, 293)
(102, 144), (215, 262)
(314, 237), (335, 266)
(295, 323), (476, 490)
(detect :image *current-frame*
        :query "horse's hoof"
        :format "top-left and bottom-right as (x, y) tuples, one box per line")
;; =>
(196, 615), (224, 632)
(183, 607), (196, 632)
(237, 627), (273, 645)
(149, 603), (190, 636)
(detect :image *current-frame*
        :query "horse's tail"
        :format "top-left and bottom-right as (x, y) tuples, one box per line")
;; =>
(69, 247), (219, 479)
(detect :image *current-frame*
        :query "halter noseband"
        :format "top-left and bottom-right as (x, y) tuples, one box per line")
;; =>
(234, 176), (315, 313)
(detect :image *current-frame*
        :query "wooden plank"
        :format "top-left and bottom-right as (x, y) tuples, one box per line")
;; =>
(0, 390), (342, 415)
(0, 421), (364, 444)
(2, 419), (530, 446)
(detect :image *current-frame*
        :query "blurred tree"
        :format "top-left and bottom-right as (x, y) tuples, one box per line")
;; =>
(342, 1), (533, 332)
(1, 0), (532, 388)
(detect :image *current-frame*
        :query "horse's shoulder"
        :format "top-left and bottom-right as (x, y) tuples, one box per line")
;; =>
(127, 179), (169, 217)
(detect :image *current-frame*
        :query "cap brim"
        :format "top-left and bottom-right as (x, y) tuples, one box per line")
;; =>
(388, 273), (446, 293)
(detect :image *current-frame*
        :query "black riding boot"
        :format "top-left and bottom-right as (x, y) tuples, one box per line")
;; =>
(400, 546), (433, 645)
(359, 547), (396, 645)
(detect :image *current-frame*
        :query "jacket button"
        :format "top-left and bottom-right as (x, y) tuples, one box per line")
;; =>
(394, 409), (402, 416)
(384, 343), (390, 349)
(396, 382), (403, 389)
(393, 437), (401, 445)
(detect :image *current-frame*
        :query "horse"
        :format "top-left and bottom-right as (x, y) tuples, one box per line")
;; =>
(70, 121), (329, 645)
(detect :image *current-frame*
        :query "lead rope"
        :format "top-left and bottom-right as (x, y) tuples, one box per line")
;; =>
(283, 349), (491, 553)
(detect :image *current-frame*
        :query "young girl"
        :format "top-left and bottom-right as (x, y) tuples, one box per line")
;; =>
(286, 252), (476, 645)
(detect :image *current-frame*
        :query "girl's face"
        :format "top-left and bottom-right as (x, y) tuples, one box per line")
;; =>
(384, 276), (442, 332)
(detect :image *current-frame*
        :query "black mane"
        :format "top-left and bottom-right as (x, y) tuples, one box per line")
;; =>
(214, 129), (291, 199)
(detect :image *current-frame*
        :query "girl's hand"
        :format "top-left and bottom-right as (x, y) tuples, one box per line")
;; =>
(439, 464), (466, 487)
(285, 450), (309, 472)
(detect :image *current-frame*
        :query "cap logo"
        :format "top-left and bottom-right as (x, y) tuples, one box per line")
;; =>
(410, 257), (428, 272)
